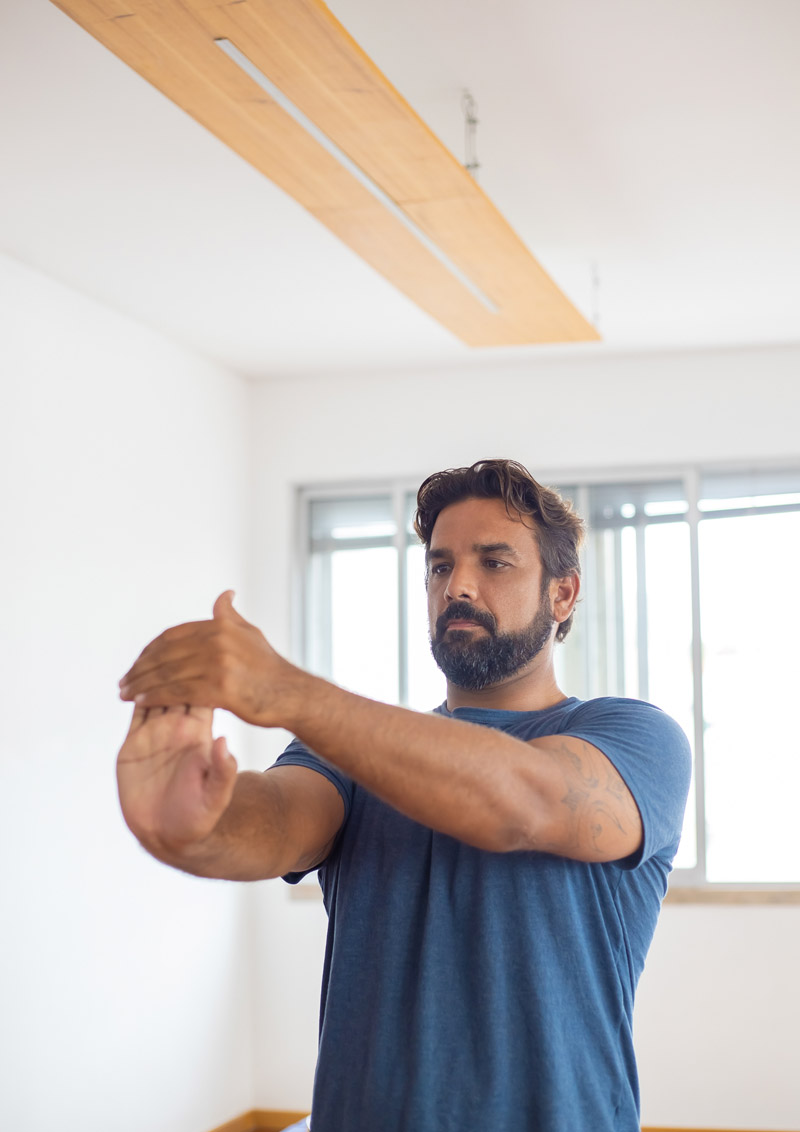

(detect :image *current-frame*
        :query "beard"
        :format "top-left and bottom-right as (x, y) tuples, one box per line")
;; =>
(430, 598), (555, 691)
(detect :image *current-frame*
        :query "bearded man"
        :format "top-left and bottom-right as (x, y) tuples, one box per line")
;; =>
(118, 459), (690, 1132)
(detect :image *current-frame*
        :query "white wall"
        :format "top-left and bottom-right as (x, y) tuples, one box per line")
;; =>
(249, 344), (800, 1129)
(0, 255), (255, 1132)
(4, 264), (799, 1131)
(637, 905), (800, 1130)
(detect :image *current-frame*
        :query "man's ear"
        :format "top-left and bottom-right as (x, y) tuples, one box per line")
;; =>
(551, 574), (580, 625)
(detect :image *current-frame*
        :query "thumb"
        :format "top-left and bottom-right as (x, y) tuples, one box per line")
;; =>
(208, 736), (238, 803)
(212, 590), (248, 624)
(210, 735), (237, 777)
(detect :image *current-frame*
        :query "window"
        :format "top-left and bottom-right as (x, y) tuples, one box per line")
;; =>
(299, 466), (800, 888)
(302, 489), (441, 712)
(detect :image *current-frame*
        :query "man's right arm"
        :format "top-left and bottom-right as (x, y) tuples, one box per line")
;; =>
(116, 705), (344, 881)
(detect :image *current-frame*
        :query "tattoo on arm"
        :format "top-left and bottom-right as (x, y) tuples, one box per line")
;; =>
(533, 737), (641, 859)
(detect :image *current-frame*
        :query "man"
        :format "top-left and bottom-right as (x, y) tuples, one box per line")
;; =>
(118, 459), (690, 1132)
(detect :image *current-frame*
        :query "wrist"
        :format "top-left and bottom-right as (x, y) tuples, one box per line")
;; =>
(131, 819), (211, 864)
(259, 661), (327, 732)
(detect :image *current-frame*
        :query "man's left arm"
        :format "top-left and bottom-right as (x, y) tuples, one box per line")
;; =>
(120, 593), (642, 863)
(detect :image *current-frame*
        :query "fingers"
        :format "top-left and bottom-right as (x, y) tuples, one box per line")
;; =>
(119, 595), (260, 718)
(125, 703), (213, 730)
(118, 621), (211, 689)
(124, 705), (149, 738)
(124, 704), (192, 740)
(119, 595), (249, 696)
(146, 705), (213, 720)
(186, 705), (214, 723)
(120, 648), (209, 702)
(123, 677), (218, 710)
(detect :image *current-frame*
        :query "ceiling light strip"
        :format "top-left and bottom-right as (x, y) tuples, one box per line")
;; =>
(215, 37), (500, 315)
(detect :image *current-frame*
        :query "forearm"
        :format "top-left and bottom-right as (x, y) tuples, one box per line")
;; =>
(119, 599), (639, 862)
(130, 771), (297, 881)
(279, 670), (549, 852)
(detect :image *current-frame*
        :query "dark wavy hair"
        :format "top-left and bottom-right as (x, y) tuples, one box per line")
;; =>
(414, 459), (585, 642)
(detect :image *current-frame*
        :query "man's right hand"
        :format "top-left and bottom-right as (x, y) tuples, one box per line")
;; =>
(117, 705), (237, 857)
(117, 703), (345, 880)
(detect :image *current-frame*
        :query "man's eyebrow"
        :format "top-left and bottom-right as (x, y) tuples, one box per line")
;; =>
(426, 542), (520, 560)
(474, 542), (520, 556)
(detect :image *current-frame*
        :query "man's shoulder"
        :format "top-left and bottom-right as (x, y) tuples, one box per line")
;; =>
(566, 694), (684, 727)
(567, 694), (671, 719)
(433, 695), (680, 741)
(564, 694), (690, 744)
(559, 698), (693, 805)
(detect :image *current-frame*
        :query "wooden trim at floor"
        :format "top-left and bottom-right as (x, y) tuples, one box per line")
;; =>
(208, 1113), (792, 1132)
(207, 1111), (308, 1132)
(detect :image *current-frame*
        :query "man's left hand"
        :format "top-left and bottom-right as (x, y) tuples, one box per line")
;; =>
(119, 591), (294, 726)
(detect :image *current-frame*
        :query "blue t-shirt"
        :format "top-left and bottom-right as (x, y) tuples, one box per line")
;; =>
(273, 696), (691, 1132)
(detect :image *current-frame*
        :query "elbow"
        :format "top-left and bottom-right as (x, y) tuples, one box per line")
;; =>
(489, 789), (563, 855)
(479, 802), (553, 855)
(493, 822), (545, 854)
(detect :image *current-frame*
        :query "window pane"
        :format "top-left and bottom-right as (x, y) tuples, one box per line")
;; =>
(405, 490), (418, 536)
(700, 511), (800, 882)
(645, 522), (696, 870)
(330, 547), (399, 703)
(584, 527), (623, 698)
(310, 496), (395, 543)
(406, 544), (446, 711)
(583, 480), (687, 700)
(305, 472), (800, 888)
(584, 523), (641, 699)
(588, 480), (686, 526)
(700, 467), (800, 511)
(583, 486), (697, 874)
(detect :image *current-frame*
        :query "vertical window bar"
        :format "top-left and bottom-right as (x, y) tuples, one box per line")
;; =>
(606, 529), (621, 697)
(312, 551), (333, 678)
(294, 487), (310, 665)
(612, 526), (626, 694)
(576, 485), (594, 699)
(598, 530), (614, 697)
(635, 523), (649, 702)
(686, 467), (707, 884)
(394, 485), (410, 706)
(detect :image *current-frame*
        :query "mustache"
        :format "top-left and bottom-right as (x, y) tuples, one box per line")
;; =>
(434, 601), (497, 640)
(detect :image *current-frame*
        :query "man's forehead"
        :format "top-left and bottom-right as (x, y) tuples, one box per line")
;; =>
(428, 498), (538, 553)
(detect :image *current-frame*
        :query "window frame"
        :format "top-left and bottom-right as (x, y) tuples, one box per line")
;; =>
(296, 461), (800, 897)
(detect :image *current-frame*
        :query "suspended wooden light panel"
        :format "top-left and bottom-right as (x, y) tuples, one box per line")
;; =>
(49, 0), (600, 347)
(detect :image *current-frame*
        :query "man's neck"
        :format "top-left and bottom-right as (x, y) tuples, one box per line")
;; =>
(445, 660), (568, 713)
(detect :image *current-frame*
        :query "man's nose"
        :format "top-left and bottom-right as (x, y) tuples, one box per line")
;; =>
(445, 565), (478, 602)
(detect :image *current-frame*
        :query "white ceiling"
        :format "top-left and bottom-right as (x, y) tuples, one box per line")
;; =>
(3, 0), (800, 378)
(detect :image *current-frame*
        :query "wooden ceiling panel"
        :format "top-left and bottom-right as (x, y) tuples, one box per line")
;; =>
(209, 0), (473, 203)
(50, 0), (600, 346)
(312, 201), (530, 348)
(404, 195), (593, 342)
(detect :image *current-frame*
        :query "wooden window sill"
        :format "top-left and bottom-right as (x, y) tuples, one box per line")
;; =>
(665, 885), (800, 905)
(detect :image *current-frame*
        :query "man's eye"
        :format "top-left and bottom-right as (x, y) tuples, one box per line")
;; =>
(484, 559), (507, 569)
(431, 563), (450, 574)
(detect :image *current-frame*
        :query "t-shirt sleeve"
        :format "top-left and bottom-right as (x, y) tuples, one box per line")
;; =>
(559, 698), (692, 869)
(269, 737), (355, 883)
